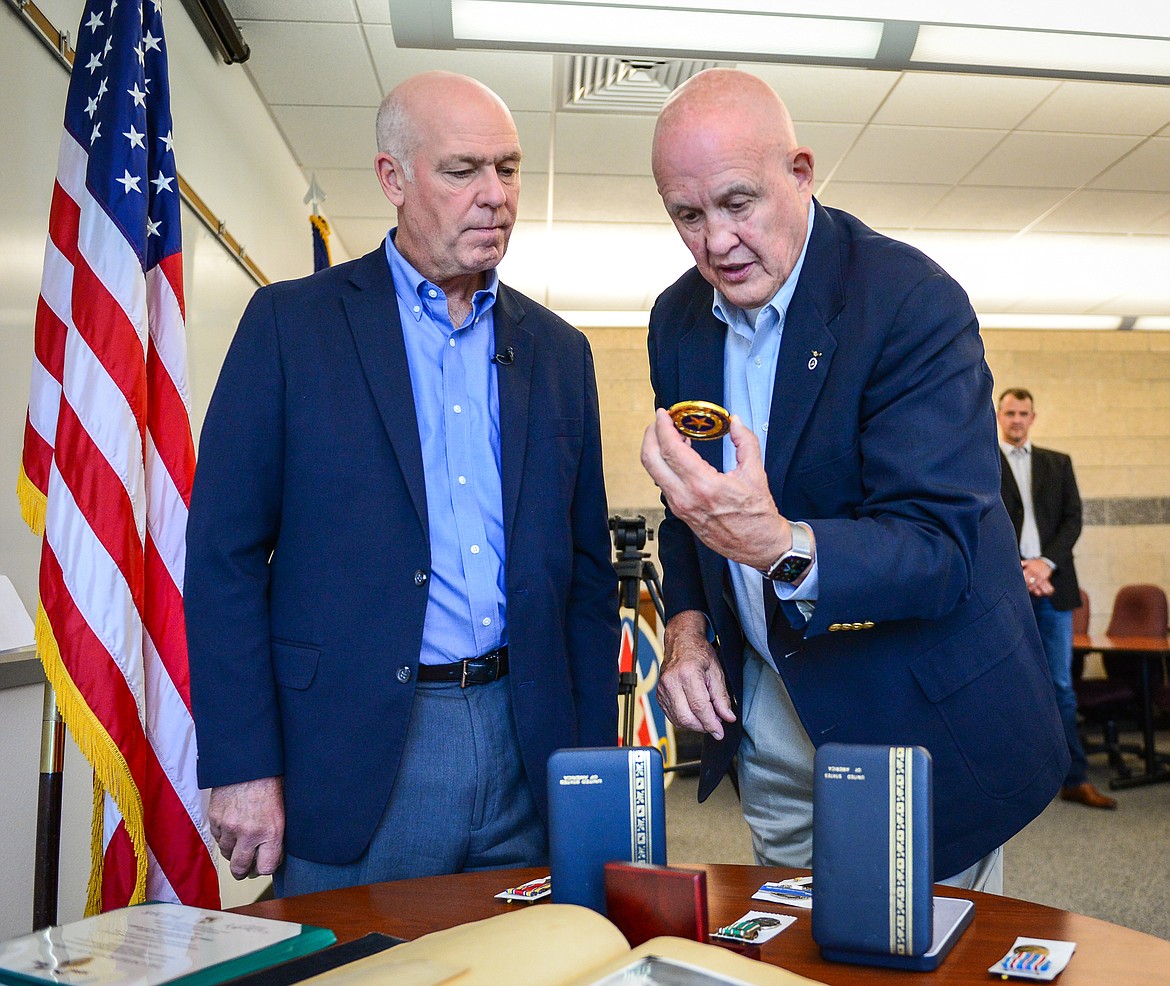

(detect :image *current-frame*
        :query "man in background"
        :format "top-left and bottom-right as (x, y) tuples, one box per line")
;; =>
(998, 387), (1115, 809)
(640, 68), (1068, 891)
(185, 71), (618, 895)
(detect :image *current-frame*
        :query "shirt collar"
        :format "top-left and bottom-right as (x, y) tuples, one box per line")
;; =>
(1000, 439), (1032, 456)
(384, 228), (500, 323)
(712, 198), (816, 332)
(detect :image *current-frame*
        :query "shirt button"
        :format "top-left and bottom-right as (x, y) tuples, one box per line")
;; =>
(414, 569), (428, 586)
(412, 305), (420, 314)
(396, 666), (412, 683)
(428, 288), (437, 298)
(470, 544), (480, 554)
(754, 356), (762, 366)
(762, 423), (769, 433)
(482, 617), (492, 627)
(453, 404), (462, 414)
(458, 476), (467, 485)
(449, 338), (456, 347)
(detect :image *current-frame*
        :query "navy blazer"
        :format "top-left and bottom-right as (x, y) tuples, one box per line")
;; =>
(649, 201), (1068, 879)
(1000, 446), (1083, 611)
(186, 246), (619, 864)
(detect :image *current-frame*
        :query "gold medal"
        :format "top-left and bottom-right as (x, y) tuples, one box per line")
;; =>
(667, 400), (731, 440)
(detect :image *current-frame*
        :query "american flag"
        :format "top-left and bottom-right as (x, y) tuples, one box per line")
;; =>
(18, 0), (220, 912)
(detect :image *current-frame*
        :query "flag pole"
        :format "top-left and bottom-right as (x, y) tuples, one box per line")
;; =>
(34, 683), (66, 930)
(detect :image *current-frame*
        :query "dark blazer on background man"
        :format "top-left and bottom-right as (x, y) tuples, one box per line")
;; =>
(185, 245), (619, 866)
(648, 199), (1068, 880)
(1000, 446), (1083, 611)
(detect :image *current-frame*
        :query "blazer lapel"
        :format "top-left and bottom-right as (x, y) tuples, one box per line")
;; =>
(493, 286), (534, 548)
(763, 202), (841, 504)
(341, 247), (429, 535)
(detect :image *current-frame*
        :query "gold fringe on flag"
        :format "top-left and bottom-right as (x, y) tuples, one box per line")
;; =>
(35, 604), (148, 914)
(17, 462), (47, 537)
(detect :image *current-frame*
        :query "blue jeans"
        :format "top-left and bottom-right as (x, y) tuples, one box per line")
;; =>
(274, 676), (547, 896)
(1032, 597), (1086, 787)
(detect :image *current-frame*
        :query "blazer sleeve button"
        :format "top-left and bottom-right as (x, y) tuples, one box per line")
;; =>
(396, 666), (413, 683)
(414, 569), (428, 586)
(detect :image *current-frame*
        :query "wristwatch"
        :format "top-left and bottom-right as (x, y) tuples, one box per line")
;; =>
(761, 522), (814, 584)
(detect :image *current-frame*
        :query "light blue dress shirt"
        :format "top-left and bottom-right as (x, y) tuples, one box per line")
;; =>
(716, 200), (817, 664)
(385, 232), (506, 665)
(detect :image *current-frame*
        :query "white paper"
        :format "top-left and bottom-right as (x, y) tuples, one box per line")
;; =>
(989, 936), (1076, 981)
(710, 910), (796, 946)
(0, 577), (35, 654)
(0, 904), (302, 986)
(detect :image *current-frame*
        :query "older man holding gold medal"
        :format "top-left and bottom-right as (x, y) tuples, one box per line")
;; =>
(640, 68), (1068, 891)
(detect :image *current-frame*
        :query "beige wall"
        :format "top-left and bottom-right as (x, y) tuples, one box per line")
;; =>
(586, 324), (1170, 635)
(984, 329), (1170, 634)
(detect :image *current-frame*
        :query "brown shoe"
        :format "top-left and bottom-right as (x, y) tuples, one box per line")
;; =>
(1060, 782), (1118, 809)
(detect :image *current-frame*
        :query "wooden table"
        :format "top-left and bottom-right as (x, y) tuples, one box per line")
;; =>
(235, 863), (1170, 985)
(1073, 632), (1170, 788)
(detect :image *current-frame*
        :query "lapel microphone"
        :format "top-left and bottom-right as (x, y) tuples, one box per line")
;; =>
(491, 346), (515, 366)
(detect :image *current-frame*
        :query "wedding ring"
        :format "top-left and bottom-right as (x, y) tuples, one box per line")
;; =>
(667, 400), (731, 440)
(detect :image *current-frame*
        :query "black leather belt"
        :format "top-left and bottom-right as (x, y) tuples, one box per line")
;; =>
(416, 647), (509, 687)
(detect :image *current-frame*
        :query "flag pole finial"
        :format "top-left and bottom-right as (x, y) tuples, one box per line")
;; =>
(303, 174), (326, 216)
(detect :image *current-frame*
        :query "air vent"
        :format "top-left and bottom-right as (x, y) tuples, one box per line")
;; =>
(561, 55), (731, 113)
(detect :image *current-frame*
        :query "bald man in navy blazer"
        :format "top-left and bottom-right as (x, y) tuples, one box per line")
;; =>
(185, 72), (618, 894)
(640, 69), (1067, 888)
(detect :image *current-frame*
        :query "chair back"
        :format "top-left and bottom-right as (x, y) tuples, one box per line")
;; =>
(1105, 584), (1169, 637)
(1072, 588), (1090, 636)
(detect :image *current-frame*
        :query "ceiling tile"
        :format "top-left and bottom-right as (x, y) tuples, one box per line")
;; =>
(819, 182), (951, 229)
(799, 122), (865, 178)
(552, 174), (663, 223)
(272, 105), (375, 169)
(738, 64), (899, 123)
(1090, 138), (1170, 192)
(304, 168), (386, 218)
(964, 132), (1143, 188)
(554, 114), (657, 176)
(516, 173), (550, 223)
(918, 186), (1066, 231)
(872, 72), (1057, 129)
(241, 21), (382, 107)
(832, 126), (1005, 185)
(355, 0), (392, 23)
(1033, 189), (1170, 233)
(232, 0), (358, 21)
(363, 24), (555, 112)
(1020, 79), (1170, 136)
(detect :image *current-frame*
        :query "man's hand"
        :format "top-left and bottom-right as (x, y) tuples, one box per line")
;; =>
(641, 409), (790, 570)
(1021, 558), (1055, 598)
(658, 611), (736, 740)
(208, 776), (286, 880)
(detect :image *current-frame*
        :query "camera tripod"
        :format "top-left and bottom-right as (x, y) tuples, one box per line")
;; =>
(609, 514), (667, 748)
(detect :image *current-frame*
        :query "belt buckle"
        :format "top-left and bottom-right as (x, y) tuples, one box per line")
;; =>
(460, 658), (471, 689)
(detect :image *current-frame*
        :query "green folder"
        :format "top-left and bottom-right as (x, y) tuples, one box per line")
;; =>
(0, 903), (336, 986)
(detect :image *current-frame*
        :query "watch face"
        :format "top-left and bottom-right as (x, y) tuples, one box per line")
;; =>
(772, 553), (812, 583)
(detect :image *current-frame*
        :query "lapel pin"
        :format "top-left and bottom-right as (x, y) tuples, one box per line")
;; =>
(808, 351), (822, 371)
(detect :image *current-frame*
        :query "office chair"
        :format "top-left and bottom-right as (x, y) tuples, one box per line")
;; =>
(1073, 589), (1142, 778)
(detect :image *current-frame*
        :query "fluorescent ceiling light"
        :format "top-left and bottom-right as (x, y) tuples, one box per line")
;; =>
(977, 314), (1123, 330)
(451, 1), (883, 57)
(556, 310), (651, 327)
(914, 25), (1170, 77)
(1132, 316), (1170, 330)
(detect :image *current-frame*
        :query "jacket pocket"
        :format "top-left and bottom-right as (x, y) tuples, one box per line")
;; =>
(272, 640), (320, 690)
(909, 593), (1059, 800)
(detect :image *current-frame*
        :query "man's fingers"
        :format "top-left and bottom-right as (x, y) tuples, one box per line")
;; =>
(254, 839), (285, 877)
(228, 841), (259, 880)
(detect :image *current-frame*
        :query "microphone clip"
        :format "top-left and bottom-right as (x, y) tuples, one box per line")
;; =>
(491, 346), (515, 366)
